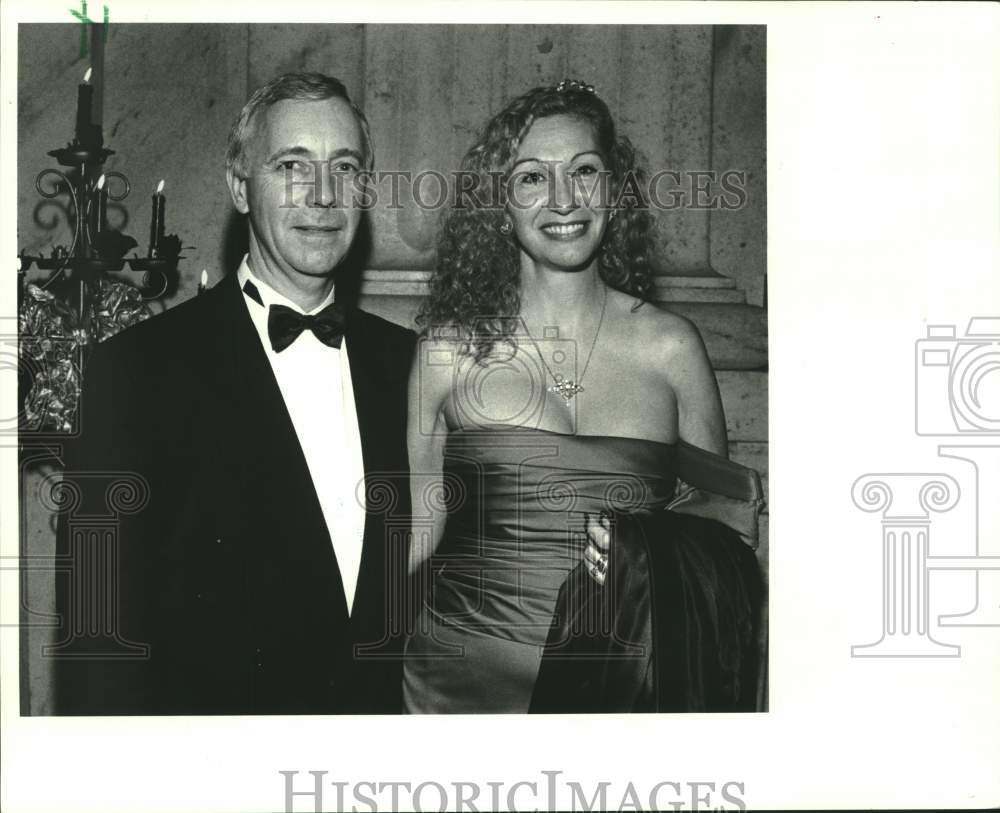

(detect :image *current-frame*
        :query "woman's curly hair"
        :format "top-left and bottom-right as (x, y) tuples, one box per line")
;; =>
(416, 82), (655, 362)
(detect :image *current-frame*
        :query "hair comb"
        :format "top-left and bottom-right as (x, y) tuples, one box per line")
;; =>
(555, 78), (595, 94)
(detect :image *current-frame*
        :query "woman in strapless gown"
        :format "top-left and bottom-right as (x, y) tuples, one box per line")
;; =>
(403, 79), (759, 713)
(404, 427), (679, 713)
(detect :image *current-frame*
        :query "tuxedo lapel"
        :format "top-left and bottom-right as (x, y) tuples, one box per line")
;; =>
(197, 284), (409, 710)
(210, 275), (350, 620)
(344, 311), (384, 477)
(343, 311), (384, 628)
(342, 309), (413, 686)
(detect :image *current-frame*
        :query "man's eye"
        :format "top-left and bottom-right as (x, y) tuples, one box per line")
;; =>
(331, 162), (359, 173)
(278, 160), (306, 171)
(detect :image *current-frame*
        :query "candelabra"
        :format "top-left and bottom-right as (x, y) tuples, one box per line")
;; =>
(17, 68), (182, 435)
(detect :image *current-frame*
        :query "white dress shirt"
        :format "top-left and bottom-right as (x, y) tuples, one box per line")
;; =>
(237, 257), (367, 615)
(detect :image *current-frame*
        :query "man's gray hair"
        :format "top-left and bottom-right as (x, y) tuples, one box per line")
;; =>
(225, 72), (374, 177)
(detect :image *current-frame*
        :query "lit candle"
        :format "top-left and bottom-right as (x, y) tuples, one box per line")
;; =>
(149, 180), (165, 257)
(95, 174), (108, 234)
(75, 68), (93, 145)
(198, 269), (208, 294)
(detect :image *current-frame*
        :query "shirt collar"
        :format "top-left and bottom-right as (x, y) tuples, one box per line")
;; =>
(236, 255), (337, 315)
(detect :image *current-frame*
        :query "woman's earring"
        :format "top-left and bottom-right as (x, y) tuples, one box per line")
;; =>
(499, 220), (513, 236)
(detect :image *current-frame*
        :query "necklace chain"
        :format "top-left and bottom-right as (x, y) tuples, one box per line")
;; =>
(521, 284), (609, 403)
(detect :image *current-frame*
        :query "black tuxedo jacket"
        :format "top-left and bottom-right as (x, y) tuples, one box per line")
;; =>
(53, 273), (415, 715)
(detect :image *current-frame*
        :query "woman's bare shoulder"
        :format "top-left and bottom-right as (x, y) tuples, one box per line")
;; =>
(611, 292), (725, 451)
(611, 292), (705, 359)
(411, 329), (468, 403)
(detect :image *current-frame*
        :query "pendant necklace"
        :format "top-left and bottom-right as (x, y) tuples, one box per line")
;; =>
(521, 284), (609, 403)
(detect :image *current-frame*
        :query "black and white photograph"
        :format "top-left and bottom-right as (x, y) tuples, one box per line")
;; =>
(14, 21), (768, 718)
(1, 2), (997, 812)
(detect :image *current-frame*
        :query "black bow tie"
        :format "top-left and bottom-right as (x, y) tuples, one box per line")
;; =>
(267, 301), (347, 352)
(242, 278), (347, 352)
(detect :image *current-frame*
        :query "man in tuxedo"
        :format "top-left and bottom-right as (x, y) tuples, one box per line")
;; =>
(53, 73), (415, 714)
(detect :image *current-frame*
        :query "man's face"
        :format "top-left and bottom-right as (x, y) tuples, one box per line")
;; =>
(228, 97), (365, 286)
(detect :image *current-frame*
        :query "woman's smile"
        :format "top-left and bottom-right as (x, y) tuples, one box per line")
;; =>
(540, 221), (589, 239)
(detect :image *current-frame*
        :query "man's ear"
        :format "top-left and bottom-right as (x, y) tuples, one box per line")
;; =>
(227, 168), (250, 214)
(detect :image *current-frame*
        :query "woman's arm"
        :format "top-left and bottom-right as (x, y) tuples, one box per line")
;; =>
(407, 337), (452, 576)
(585, 315), (728, 584)
(664, 316), (728, 458)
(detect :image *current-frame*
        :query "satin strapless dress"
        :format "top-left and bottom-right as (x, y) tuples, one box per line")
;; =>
(402, 426), (677, 713)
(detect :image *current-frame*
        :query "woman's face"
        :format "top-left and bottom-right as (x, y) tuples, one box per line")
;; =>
(506, 114), (611, 275)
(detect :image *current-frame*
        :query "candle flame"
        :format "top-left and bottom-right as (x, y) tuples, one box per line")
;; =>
(97, 174), (106, 190)
(156, 179), (165, 194)
(200, 269), (208, 286)
(16, 256), (22, 272)
(83, 67), (92, 83)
